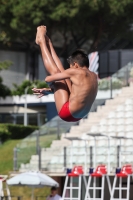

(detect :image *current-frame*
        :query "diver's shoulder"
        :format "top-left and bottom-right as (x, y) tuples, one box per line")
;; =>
(89, 70), (98, 78)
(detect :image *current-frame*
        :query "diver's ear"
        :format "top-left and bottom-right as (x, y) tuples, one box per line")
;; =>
(73, 62), (79, 68)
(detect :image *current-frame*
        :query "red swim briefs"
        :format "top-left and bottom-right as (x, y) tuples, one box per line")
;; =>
(58, 101), (81, 122)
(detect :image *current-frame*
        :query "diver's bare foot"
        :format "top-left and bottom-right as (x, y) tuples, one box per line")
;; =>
(35, 25), (47, 45)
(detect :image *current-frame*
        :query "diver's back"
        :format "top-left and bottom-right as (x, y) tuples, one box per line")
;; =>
(69, 69), (98, 118)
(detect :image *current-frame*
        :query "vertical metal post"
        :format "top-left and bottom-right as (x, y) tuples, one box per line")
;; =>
(13, 148), (17, 171)
(71, 142), (73, 168)
(110, 77), (112, 99)
(94, 137), (96, 169)
(37, 113), (41, 127)
(13, 114), (17, 125)
(36, 128), (41, 170)
(57, 118), (60, 139)
(36, 130), (39, 154)
(119, 139), (121, 168)
(101, 176), (105, 200)
(126, 65), (129, 86)
(119, 177), (122, 199)
(38, 146), (41, 171)
(24, 87), (29, 126)
(93, 138), (96, 199)
(24, 94), (27, 126)
(84, 140), (87, 174)
(64, 147), (67, 168)
(127, 175), (130, 200)
(107, 136), (111, 174)
(79, 176), (81, 200)
(90, 146), (93, 167)
(117, 145), (120, 167)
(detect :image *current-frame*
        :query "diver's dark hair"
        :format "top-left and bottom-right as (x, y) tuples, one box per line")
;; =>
(67, 49), (89, 67)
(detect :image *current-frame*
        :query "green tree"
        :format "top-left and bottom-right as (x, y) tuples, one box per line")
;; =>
(11, 79), (48, 96)
(0, 60), (12, 98)
(0, 0), (133, 54)
(0, 77), (11, 98)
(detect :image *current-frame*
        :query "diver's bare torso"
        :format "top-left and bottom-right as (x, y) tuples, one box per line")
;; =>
(68, 68), (98, 118)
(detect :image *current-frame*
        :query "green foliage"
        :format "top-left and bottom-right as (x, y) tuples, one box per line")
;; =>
(0, 123), (38, 142)
(98, 77), (124, 90)
(0, 60), (13, 71)
(0, 139), (21, 174)
(11, 79), (48, 96)
(1, 0), (133, 51)
(0, 77), (11, 98)
(0, 59), (48, 97)
(0, 31), (10, 43)
(130, 68), (133, 77)
(0, 60), (12, 98)
(0, 124), (10, 141)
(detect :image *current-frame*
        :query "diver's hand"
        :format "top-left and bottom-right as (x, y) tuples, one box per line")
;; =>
(32, 87), (52, 98)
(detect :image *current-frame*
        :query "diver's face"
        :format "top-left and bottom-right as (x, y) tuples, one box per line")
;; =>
(51, 190), (57, 196)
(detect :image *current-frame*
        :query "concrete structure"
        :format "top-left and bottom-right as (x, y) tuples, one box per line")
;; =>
(17, 83), (133, 174)
(0, 94), (57, 125)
